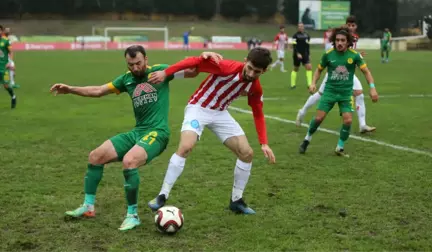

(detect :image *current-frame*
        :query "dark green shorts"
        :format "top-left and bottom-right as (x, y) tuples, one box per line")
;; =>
(381, 44), (390, 51)
(110, 128), (169, 164)
(317, 92), (354, 114)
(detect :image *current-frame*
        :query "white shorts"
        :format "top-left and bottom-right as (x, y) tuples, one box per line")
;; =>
(277, 50), (285, 59)
(8, 59), (15, 68)
(318, 73), (363, 93)
(181, 105), (245, 143)
(325, 43), (332, 51)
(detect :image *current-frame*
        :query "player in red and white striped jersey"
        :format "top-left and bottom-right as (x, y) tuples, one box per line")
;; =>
(147, 47), (276, 215)
(269, 25), (288, 72)
(297, 15), (376, 134)
(323, 27), (333, 51)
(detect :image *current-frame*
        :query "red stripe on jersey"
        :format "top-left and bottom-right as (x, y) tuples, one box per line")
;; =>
(201, 74), (237, 108)
(189, 74), (217, 105)
(219, 86), (246, 110)
(210, 79), (245, 110)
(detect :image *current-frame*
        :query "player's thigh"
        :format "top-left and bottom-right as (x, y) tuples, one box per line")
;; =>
(109, 131), (136, 161)
(181, 105), (210, 140)
(135, 129), (169, 164)
(208, 110), (245, 144)
(338, 96), (355, 115)
(277, 50), (285, 59)
(223, 135), (253, 162)
(292, 55), (301, 67)
(317, 93), (337, 114)
(352, 75), (363, 92)
(0, 71), (7, 85)
(88, 139), (119, 165)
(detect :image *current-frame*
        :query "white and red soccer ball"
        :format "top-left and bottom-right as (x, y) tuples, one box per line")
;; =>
(154, 206), (184, 234)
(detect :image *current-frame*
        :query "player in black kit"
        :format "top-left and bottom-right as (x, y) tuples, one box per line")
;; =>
(290, 23), (313, 89)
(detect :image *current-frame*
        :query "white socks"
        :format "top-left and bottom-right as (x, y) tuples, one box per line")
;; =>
(300, 92), (321, 115)
(355, 94), (366, 128)
(9, 70), (15, 85)
(232, 159), (252, 201)
(271, 60), (285, 71)
(159, 153), (186, 199)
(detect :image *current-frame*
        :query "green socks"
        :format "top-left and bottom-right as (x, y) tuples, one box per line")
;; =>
(84, 164), (104, 205)
(306, 70), (313, 87)
(338, 124), (351, 148)
(291, 71), (297, 87)
(123, 168), (140, 215)
(307, 118), (321, 137)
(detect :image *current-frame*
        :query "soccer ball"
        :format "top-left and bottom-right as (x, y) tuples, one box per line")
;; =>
(154, 206), (184, 234)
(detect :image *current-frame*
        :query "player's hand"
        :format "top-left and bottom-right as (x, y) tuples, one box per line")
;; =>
(50, 83), (72, 95)
(148, 70), (167, 84)
(369, 88), (379, 103)
(201, 52), (223, 64)
(297, 53), (303, 59)
(308, 84), (316, 94)
(360, 51), (367, 57)
(261, 144), (276, 164)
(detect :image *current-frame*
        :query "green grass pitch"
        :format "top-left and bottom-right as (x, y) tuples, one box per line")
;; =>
(1, 49), (431, 251)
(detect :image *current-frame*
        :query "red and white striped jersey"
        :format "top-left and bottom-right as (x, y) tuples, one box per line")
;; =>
(164, 56), (267, 144)
(274, 32), (288, 51)
(324, 30), (332, 43)
(352, 33), (359, 49)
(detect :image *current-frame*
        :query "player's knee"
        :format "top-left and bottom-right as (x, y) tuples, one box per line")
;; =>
(177, 142), (195, 158)
(88, 149), (106, 165)
(122, 154), (147, 169)
(237, 145), (253, 163)
(343, 117), (353, 125)
(315, 115), (325, 123)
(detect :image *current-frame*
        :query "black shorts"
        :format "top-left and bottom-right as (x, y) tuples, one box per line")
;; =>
(293, 53), (310, 67)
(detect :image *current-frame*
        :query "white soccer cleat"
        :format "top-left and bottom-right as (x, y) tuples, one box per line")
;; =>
(360, 125), (376, 134)
(281, 69), (287, 73)
(296, 109), (304, 127)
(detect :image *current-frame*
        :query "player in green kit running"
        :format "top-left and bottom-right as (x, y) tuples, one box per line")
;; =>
(0, 25), (17, 108)
(50, 45), (222, 231)
(299, 26), (379, 157)
(381, 28), (392, 63)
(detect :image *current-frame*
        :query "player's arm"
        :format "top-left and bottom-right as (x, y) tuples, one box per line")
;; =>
(50, 83), (118, 97)
(291, 34), (297, 52)
(50, 74), (126, 97)
(306, 34), (311, 55)
(7, 41), (13, 61)
(310, 53), (327, 93)
(273, 35), (279, 50)
(173, 68), (199, 79)
(247, 81), (276, 163)
(357, 54), (379, 102)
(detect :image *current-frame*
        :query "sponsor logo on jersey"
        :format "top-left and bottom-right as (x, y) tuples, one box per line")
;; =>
(347, 58), (353, 64)
(132, 83), (158, 108)
(330, 65), (349, 81)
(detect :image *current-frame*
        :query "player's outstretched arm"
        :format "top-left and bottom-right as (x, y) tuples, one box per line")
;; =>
(309, 68), (322, 94)
(50, 83), (116, 98)
(360, 67), (379, 103)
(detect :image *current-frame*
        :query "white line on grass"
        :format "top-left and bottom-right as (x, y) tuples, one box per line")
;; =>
(253, 94), (432, 101)
(229, 106), (432, 158)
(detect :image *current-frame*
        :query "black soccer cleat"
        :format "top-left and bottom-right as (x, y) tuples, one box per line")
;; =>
(299, 140), (310, 154)
(229, 198), (256, 215)
(148, 194), (167, 211)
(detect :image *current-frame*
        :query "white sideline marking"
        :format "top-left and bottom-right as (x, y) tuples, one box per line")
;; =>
(251, 94), (432, 101)
(229, 106), (432, 158)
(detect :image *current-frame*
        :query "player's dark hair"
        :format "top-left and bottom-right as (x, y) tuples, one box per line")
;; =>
(0, 25), (3, 31)
(247, 47), (273, 69)
(330, 26), (354, 48)
(346, 15), (357, 24)
(124, 45), (147, 58)
(279, 25), (285, 29)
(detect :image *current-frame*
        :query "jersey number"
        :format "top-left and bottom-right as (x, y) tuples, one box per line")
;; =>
(141, 131), (158, 145)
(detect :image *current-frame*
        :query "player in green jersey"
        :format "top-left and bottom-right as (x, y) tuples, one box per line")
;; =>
(381, 28), (392, 63)
(299, 26), (379, 157)
(50, 45), (222, 231)
(0, 25), (16, 108)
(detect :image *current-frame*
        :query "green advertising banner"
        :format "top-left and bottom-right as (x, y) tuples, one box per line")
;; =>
(299, 0), (350, 30)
